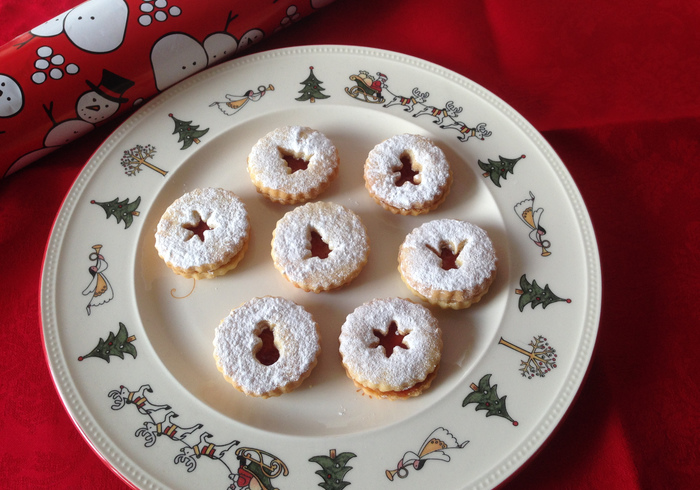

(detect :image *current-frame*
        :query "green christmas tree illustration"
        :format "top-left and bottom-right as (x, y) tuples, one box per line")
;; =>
(478, 154), (525, 187)
(78, 322), (136, 363)
(462, 374), (518, 426)
(309, 449), (356, 490)
(90, 196), (141, 229)
(296, 66), (330, 103)
(516, 274), (571, 311)
(169, 113), (209, 149)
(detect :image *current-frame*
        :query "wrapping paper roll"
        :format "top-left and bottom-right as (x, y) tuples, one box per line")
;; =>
(0, 0), (335, 177)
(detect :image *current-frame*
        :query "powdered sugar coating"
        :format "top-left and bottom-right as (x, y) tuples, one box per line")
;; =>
(271, 201), (369, 292)
(247, 126), (339, 203)
(213, 296), (320, 397)
(339, 298), (442, 392)
(398, 219), (497, 306)
(155, 188), (249, 275)
(364, 134), (451, 214)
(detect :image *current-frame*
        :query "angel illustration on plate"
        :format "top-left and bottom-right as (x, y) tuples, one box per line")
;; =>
(209, 84), (274, 116)
(514, 191), (552, 256)
(82, 244), (114, 315)
(386, 427), (469, 481)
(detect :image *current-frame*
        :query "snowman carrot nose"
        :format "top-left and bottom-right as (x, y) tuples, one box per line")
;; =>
(86, 105), (100, 111)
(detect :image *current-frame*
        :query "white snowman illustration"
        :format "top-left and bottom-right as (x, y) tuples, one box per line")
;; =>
(149, 7), (273, 93)
(0, 74), (24, 118)
(42, 70), (134, 137)
(64, 0), (129, 53)
(30, 11), (70, 38)
(203, 33), (238, 66)
(43, 116), (94, 147)
(76, 69), (134, 123)
(25, 0), (128, 54)
(5, 70), (134, 176)
(203, 12), (240, 67)
(5, 113), (91, 176)
(237, 29), (265, 52)
(150, 33), (209, 92)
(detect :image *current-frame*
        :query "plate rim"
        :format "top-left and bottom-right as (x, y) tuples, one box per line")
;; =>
(40, 44), (602, 490)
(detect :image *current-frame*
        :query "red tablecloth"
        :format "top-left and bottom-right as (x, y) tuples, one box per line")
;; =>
(1, 0), (698, 488)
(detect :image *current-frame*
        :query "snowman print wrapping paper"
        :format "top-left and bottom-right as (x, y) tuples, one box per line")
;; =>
(0, 0), (336, 177)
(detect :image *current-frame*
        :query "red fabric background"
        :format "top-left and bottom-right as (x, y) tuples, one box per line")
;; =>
(1, 0), (698, 488)
(0, 0), (326, 173)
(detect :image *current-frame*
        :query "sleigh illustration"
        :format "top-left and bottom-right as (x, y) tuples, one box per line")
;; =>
(230, 447), (289, 489)
(345, 71), (386, 104)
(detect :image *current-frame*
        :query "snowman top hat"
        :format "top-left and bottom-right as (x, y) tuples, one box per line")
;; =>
(86, 69), (135, 104)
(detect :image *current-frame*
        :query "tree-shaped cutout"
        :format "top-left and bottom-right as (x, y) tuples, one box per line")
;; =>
(516, 274), (571, 311)
(309, 449), (357, 490)
(426, 241), (465, 270)
(90, 196), (141, 229)
(296, 66), (330, 103)
(462, 374), (518, 426)
(169, 113), (209, 150)
(78, 322), (136, 363)
(121, 144), (166, 176)
(310, 228), (331, 259)
(478, 155), (526, 187)
(393, 153), (420, 186)
(182, 211), (212, 241)
(499, 335), (558, 379)
(371, 321), (408, 358)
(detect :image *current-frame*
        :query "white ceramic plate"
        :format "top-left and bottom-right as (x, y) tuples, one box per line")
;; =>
(41, 46), (600, 490)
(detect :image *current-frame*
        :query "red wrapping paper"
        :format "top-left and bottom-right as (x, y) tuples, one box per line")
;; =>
(1, 0), (700, 489)
(0, 0), (335, 176)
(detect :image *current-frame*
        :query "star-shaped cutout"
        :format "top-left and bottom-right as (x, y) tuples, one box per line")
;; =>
(371, 321), (408, 358)
(182, 212), (212, 241)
